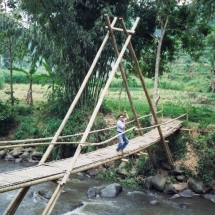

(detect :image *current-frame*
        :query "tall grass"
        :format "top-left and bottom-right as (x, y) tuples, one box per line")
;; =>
(0, 67), (48, 84)
(0, 72), (4, 89)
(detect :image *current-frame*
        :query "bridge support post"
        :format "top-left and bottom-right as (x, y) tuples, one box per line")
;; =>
(3, 187), (30, 215)
(105, 15), (157, 168)
(119, 18), (174, 167)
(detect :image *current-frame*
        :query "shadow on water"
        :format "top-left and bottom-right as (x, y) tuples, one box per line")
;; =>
(0, 160), (214, 215)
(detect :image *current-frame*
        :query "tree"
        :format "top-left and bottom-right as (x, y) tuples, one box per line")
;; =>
(194, 0), (215, 21)
(13, 52), (41, 106)
(15, 0), (131, 107)
(130, 0), (210, 111)
(0, 3), (27, 105)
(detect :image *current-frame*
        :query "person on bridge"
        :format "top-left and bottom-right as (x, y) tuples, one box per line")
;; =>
(116, 111), (129, 156)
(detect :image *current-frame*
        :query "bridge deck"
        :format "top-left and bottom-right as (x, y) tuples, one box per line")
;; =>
(0, 119), (182, 193)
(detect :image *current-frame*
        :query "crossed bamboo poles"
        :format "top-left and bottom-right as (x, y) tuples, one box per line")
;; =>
(3, 15), (180, 215)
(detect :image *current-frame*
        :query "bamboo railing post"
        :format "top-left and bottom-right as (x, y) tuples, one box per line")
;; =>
(41, 17), (140, 215)
(162, 103), (164, 123)
(119, 18), (173, 167)
(3, 18), (118, 215)
(186, 104), (189, 122)
(104, 14), (143, 136)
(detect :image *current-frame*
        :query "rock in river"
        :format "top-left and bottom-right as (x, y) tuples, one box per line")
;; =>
(99, 183), (122, 198)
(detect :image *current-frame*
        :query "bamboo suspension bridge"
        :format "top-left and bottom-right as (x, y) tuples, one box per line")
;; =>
(0, 15), (187, 214)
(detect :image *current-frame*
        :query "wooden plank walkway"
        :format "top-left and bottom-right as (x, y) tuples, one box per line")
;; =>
(0, 119), (182, 193)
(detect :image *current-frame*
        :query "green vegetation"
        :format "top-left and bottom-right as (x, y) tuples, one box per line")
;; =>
(0, 0), (215, 188)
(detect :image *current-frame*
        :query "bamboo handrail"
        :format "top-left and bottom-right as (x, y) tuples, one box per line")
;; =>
(0, 118), (182, 194)
(80, 126), (136, 146)
(134, 113), (187, 131)
(0, 110), (163, 145)
(0, 113), (183, 150)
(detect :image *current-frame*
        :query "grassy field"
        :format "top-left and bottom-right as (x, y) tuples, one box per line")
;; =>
(0, 56), (215, 123)
(0, 83), (49, 106)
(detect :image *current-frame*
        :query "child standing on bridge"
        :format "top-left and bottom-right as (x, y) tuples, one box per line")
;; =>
(116, 111), (129, 156)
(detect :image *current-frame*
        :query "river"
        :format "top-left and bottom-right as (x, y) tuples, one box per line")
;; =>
(0, 160), (214, 215)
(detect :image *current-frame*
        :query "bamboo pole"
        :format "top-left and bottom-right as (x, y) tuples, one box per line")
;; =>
(0, 114), (184, 150)
(118, 18), (158, 168)
(0, 112), (157, 145)
(105, 26), (135, 34)
(4, 17), (119, 215)
(0, 118), (182, 194)
(162, 104), (164, 123)
(40, 16), (117, 165)
(186, 104), (189, 122)
(105, 14), (143, 137)
(42, 16), (140, 215)
(119, 18), (174, 167)
(0, 120), (182, 194)
(134, 113), (186, 131)
(0, 111), (163, 146)
(3, 187), (30, 215)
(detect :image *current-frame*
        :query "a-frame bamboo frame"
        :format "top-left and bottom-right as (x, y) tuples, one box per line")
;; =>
(4, 15), (173, 215)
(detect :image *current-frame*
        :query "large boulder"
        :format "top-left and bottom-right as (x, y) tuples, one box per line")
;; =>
(203, 194), (215, 203)
(45, 191), (53, 199)
(69, 203), (84, 212)
(0, 150), (6, 158)
(174, 165), (184, 175)
(163, 184), (178, 194)
(10, 147), (24, 158)
(31, 151), (42, 160)
(151, 174), (167, 191)
(5, 155), (15, 161)
(37, 190), (53, 199)
(99, 183), (122, 198)
(176, 175), (185, 182)
(172, 183), (187, 192)
(179, 189), (194, 198)
(15, 158), (22, 164)
(20, 152), (30, 161)
(87, 188), (96, 198)
(86, 168), (98, 176)
(24, 147), (34, 153)
(117, 162), (137, 176)
(188, 178), (211, 194)
(104, 161), (115, 168)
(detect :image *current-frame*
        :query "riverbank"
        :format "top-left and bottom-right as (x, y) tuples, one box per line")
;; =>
(0, 160), (215, 215)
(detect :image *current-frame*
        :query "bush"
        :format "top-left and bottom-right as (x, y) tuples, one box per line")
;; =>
(14, 117), (40, 139)
(0, 100), (15, 136)
(3, 70), (29, 84)
(136, 155), (155, 176)
(153, 132), (187, 163)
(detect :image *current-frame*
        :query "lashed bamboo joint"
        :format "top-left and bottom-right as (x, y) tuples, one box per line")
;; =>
(105, 26), (135, 34)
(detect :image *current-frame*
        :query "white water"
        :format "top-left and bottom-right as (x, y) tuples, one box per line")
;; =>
(0, 160), (214, 215)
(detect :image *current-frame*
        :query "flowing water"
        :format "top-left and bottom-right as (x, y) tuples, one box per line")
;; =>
(0, 160), (214, 215)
